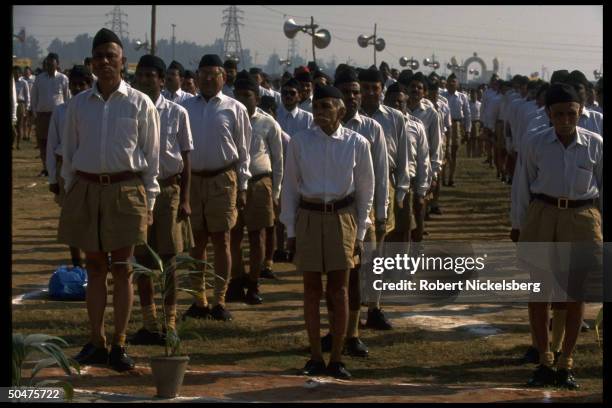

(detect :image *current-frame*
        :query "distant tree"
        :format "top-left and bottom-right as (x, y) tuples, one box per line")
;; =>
(13, 36), (43, 68)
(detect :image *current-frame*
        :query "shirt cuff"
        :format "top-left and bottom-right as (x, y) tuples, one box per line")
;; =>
(147, 194), (156, 212)
(396, 189), (406, 203)
(285, 224), (296, 238)
(357, 226), (367, 241)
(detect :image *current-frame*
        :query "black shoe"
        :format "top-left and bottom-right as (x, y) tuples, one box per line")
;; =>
(344, 337), (368, 357)
(556, 368), (580, 389)
(507, 177), (513, 185)
(326, 361), (352, 380)
(74, 343), (109, 365)
(581, 320), (590, 332)
(273, 249), (289, 263)
(245, 285), (263, 305)
(302, 359), (326, 376)
(108, 345), (135, 372)
(430, 206), (442, 215)
(129, 327), (166, 346)
(321, 332), (332, 353)
(210, 304), (233, 321)
(37, 169), (48, 177)
(447, 181), (455, 187)
(521, 346), (540, 364)
(527, 364), (556, 387)
(365, 308), (393, 330)
(260, 267), (277, 280)
(181, 303), (211, 321)
(225, 278), (246, 303)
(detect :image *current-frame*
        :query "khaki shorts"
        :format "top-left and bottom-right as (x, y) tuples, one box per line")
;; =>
(58, 176), (148, 253)
(450, 121), (463, 147)
(135, 182), (194, 256)
(190, 169), (238, 233)
(294, 205), (358, 273)
(386, 175), (396, 233)
(243, 175), (274, 231)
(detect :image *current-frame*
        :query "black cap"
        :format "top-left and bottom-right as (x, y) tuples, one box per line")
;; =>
(313, 70), (329, 81)
(550, 70), (570, 85)
(46, 52), (59, 62)
(358, 67), (384, 84)
(168, 60), (185, 77)
(92, 28), (123, 52)
(199, 54), (223, 68)
(307, 61), (319, 72)
(313, 84), (343, 100)
(259, 95), (277, 113)
(379, 61), (390, 71)
(249, 67), (263, 75)
(69, 65), (93, 82)
(428, 71), (440, 80)
(410, 72), (429, 88)
(184, 70), (196, 80)
(447, 73), (457, 81)
(397, 69), (414, 87)
(137, 54), (167, 77)
(235, 69), (251, 81)
(334, 67), (359, 86)
(295, 70), (312, 83)
(545, 83), (581, 107)
(386, 82), (408, 94)
(282, 78), (302, 91)
(223, 59), (238, 70)
(234, 74), (259, 94)
(567, 70), (589, 89)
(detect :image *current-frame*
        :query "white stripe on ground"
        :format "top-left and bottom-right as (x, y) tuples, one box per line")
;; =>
(12, 288), (48, 305)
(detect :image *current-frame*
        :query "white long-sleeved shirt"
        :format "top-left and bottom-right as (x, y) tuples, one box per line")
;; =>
(469, 100), (481, 122)
(275, 104), (313, 137)
(299, 95), (313, 113)
(155, 94), (194, 180)
(441, 89), (471, 132)
(405, 114), (432, 197)
(31, 70), (70, 113)
(344, 112), (389, 220)
(483, 93), (503, 131)
(280, 124), (374, 240)
(46, 102), (68, 184)
(407, 101), (443, 175)
(362, 104), (412, 203)
(162, 88), (194, 106)
(515, 126), (603, 230)
(11, 76), (17, 123)
(250, 107), (284, 201)
(182, 90), (252, 191)
(61, 80), (161, 210)
(15, 77), (30, 109)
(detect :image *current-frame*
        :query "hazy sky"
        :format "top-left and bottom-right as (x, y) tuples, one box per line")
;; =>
(13, 5), (602, 79)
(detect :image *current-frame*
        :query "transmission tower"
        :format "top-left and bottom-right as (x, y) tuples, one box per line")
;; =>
(105, 6), (129, 41)
(222, 5), (245, 67)
(287, 38), (297, 66)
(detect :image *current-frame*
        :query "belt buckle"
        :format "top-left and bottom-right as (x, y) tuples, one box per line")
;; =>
(324, 202), (334, 213)
(557, 197), (569, 210)
(99, 174), (111, 185)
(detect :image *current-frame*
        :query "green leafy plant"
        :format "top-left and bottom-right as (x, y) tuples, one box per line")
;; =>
(12, 333), (80, 401)
(117, 242), (216, 356)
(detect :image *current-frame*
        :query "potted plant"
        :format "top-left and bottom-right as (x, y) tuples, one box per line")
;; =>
(12, 333), (80, 401)
(121, 243), (215, 398)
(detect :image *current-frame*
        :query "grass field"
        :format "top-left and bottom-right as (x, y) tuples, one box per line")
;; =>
(11, 140), (603, 402)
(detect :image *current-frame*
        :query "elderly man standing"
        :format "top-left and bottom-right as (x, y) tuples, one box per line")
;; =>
(182, 54), (252, 322)
(31, 52), (71, 177)
(58, 28), (160, 371)
(281, 85), (374, 380)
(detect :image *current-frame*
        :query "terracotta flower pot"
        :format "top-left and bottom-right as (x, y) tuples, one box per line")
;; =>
(150, 355), (190, 398)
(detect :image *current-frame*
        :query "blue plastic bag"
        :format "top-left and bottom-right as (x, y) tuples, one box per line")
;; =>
(48, 266), (88, 300)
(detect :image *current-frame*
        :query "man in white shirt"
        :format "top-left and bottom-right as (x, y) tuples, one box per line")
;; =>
(359, 67), (412, 330)
(59, 28), (160, 372)
(295, 68), (313, 113)
(46, 65), (92, 270)
(182, 54), (252, 322)
(440, 73), (471, 187)
(515, 83), (602, 390)
(162, 61), (194, 105)
(130, 54), (195, 346)
(11, 75), (17, 147)
(222, 59), (237, 98)
(31, 52), (71, 177)
(12, 66), (30, 150)
(228, 72), (283, 305)
(276, 78), (314, 138)
(281, 84), (374, 380)
(469, 88), (482, 158)
(251, 67), (282, 107)
(23, 66), (36, 141)
(182, 70), (198, 95)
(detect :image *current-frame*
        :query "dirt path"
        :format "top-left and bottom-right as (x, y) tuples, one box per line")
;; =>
(12, 143), (602, 402)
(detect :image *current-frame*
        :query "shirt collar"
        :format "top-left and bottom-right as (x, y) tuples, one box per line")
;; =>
(313, 124), (344, 140)
(283, 104), (299, 118)
(198, 90), (224, 103)
(45, 70), (58, 78)
(545, 127), (588, 147)
(344, 111), (363, 125)
(155, 94), (167, 110)
(91, 79), (129, 100)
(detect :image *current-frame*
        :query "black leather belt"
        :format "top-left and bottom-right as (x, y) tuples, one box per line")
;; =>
(158, 174), (180, 187)
(532, 193), (598, 210)
(299, 195), (354, 213)
(192, 161), (236, 178)
(249, 172), (272, 184)
(452, 119), (462, 122)
(76, 170), (140, 185)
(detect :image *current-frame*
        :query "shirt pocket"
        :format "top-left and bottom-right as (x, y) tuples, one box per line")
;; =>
(115, 117), (139, 151)
(574, 167), (593, 195)
(164, 119), (179, 151)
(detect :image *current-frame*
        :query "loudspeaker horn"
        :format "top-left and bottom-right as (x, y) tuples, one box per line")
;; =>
(314, 29), (331, 49)
(283, 18), (302, 39)
(374, 38), (385, 52)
